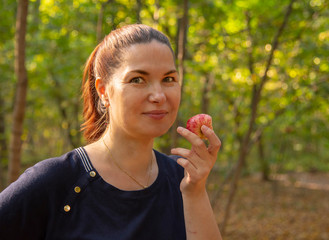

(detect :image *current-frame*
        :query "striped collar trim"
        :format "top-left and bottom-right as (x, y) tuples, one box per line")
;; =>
(75, 147), (93, 173)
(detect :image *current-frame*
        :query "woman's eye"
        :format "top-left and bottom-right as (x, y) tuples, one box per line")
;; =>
(163, 76), (175, 82)
(130, 77), (144, 84)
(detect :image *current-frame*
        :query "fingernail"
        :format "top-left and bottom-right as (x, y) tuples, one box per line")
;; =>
(201, 125), (209, 131)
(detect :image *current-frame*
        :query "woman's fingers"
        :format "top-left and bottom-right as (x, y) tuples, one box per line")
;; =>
(176, 126), (221, 159)
(176, 157), (198, 177)
(173, 126), (222, 192)
(171, 148), (198, 169)
(200, 125), (222, 157)
(176, 126), (208, 152)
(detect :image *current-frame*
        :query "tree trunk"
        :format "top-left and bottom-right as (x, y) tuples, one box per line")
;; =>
(0, 94), (7, 189)
(258, 133), (270, 181)
(220, 0), (296, 235)
(97, 0), (112, 43)
(136, 0), (142, 23)
(170, 0), (188, 148)
(49, 72), (81, 148)
(96, 3), (105, 43)
(201, 73), (214, 114)
(8, 0), (29, 184)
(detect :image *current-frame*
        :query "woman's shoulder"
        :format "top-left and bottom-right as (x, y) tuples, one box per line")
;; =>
(154, 150), (184, 178)
(0, 149), (87, 238)
(0, 149), (83, 201)
(22, 149), (82, 184)
(154, 150), (180, 164)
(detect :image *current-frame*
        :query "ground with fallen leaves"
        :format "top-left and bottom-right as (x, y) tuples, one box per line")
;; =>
(208, 172), (329, 240)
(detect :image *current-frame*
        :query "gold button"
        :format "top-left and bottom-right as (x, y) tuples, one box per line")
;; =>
(64, 205), (71, 212)
(74, 186), (81, 193)
(89, 171), (96, 177)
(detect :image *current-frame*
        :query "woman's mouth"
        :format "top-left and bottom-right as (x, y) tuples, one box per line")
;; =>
(143, 110), (168, 120)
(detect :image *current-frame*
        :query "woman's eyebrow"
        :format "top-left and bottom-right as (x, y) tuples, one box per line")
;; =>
(130, 69), (149, 75)
(164, 70), (178, 75)
(129, 69), (178, 75)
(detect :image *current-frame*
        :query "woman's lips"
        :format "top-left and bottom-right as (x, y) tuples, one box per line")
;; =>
(143, 110), (168, 120)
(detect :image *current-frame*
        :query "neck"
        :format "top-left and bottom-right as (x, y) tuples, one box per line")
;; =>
(101, 129), (155, 174)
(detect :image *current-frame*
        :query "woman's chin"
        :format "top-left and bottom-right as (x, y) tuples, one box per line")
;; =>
(143, 128), (171, 139)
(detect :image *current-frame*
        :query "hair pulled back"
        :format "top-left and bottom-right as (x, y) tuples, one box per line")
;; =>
(81, 24), (174, 143)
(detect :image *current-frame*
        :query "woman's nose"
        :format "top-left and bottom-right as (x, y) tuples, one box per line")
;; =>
(148, 84), (166, 104)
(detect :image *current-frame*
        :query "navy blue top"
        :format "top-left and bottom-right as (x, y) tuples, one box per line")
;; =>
(0, 148), (186, 240)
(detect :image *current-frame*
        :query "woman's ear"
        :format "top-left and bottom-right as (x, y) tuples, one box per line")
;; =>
(95, 77), (106, 97)
(96, 77), (110, 107)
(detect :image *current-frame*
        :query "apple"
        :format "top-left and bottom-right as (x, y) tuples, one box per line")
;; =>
(186, 114), (213, 139)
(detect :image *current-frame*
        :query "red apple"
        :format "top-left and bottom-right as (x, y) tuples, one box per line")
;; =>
(186, 114), (213, 139)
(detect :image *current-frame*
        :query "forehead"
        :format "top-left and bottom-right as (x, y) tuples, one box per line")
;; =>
(119, 40), (176, 72)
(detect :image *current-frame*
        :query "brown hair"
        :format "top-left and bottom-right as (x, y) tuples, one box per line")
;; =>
(81, 24), (174, 143)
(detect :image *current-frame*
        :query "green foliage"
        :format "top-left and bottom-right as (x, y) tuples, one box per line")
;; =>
(0, 0), (328, 174)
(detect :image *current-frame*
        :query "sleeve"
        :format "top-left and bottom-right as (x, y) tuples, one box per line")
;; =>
(0, 151), (81, 240)
(0, 165), (50, 240)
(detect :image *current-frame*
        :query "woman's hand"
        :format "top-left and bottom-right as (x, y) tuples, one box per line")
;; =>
(171, 125), (221, 196)
(172, 125), (223, 239)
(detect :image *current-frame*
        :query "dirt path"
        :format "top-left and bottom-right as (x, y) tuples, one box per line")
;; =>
(209, 173), (329, 240)
(272, 172), (329, 191)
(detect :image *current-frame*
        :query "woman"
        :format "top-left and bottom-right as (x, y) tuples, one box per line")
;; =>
(0, 24), (222, 240)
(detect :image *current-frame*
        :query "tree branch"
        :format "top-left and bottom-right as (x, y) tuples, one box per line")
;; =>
(258, 0), (296, 93)
(219, 0), (297, 235)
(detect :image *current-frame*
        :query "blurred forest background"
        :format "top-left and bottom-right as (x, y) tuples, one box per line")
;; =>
(0, 0), (328, 238)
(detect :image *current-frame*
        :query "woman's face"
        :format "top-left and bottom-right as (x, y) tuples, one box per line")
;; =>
(105, 40), (181, 140)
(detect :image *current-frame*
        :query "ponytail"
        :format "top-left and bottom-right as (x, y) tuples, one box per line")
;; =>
(80, 45), (108, 143)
